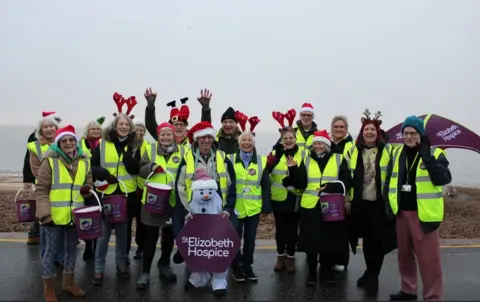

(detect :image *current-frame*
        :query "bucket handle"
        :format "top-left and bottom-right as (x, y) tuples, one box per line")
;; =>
(146, 168), (175, 188)
(74, 189), (103, 213)
(101, 179), (128, 198)
(320, 180), (346, 197)
(14, 188), (29, 203)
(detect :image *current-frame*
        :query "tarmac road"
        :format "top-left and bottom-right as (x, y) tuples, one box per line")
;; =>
(0, 236), (479, 301)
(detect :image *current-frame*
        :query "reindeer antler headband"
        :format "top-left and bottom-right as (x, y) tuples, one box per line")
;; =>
(361, 108), (383, 126)
(235, 110), (261, 133)
(272, 108), (296, 131)
(112, 92), (137, 119)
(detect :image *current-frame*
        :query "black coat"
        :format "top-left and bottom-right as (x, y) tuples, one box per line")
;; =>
(22, 131), (36, 183)
(349, 143), (397, 255)
(291, 151), (352, 254)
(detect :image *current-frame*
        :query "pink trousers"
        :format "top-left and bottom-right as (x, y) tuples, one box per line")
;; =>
(396, 211), (443, 301)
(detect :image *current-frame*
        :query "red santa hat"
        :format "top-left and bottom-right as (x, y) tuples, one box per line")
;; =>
(312, 130), (331, 147)
(156, 122), (175, 134)
(54, 124), (78, 145)
(36, 111), (60, 139)
(191, 168), (218, 191)
(187, 121), (216, 144)
(299, 102), (314, 116)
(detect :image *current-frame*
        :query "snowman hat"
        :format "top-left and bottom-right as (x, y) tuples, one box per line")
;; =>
(191, 168), (218, 191)
(36, 111), (60, 139)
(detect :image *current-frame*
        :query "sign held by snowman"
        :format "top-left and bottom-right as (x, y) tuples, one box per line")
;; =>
(176, 168), (240, 273)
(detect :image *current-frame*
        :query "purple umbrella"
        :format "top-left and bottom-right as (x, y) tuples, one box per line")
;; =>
(385, 114), (480, 154)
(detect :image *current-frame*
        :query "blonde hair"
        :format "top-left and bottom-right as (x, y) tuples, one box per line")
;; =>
(83, 120), (103, 138)
(331, 115), (349, 129)
(102, 114), (135, 138)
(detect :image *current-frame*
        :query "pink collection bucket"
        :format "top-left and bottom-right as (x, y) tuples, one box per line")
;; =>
(72, 190), (103, 240)
(320, 180), (346, 222)
(144, 171), (173, 214)
(14, 188), (36, 223)
(102, 180), (128, 223)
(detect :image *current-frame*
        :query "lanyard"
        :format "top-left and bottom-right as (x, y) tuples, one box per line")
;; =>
(405, 152), (419, 183)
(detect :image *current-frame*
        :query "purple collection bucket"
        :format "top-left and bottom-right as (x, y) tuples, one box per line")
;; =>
(144, 171), (173, 214)
(320, 180), (346, 222)
(14, 189), (36, 223)
(72, 190), (103, 240)
(102, 180), (127, 223)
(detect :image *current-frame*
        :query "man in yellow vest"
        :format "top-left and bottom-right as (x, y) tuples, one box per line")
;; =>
(385, 116), (451, 302)
(174, 121), (237, 265)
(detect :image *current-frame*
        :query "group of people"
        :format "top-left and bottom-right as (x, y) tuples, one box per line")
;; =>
(23, 88), (451, 301)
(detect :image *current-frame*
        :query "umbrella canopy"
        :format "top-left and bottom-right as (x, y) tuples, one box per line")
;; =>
(385, 114), (480, 154)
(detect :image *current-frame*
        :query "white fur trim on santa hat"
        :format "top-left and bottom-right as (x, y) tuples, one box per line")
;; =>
(133, 119), (145, 127)
(55, 131), (78, 145)
(312, 136), (331, 147)
(191, 178), (218, 191)
(36, 116), (59, 139)
(193, 127), (216, 141)
(300, 105), (314, 114)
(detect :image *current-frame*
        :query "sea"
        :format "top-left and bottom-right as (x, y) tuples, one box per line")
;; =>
(1, 126), (478, 187)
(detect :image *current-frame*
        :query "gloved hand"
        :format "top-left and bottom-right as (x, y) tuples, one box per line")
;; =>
(185, 213), (194, 221)
(197, 89), (212, 109)
(222, 211), (230, 219)
(105, 174), (119, 184)
(418, 135), (431, 159)
(144, 87), (157, 107)
(80, 185), (91, 196)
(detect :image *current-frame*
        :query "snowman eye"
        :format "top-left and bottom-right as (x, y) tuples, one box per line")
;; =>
(209, 190), (213, 194)
(200, 190), (203, 195)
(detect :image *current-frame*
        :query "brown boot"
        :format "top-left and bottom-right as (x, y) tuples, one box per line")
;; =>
(285, 256), (296, 273)
(274, 255), (286, 272)
(43, 277), (58, 302)
(62, 272), (85, 297)
(27, 236), (40, 245)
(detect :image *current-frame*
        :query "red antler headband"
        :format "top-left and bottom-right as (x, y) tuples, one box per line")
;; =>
(112, 92), (137, 119)
(272, 108), (296, 129)
(235, 110), (261, 132)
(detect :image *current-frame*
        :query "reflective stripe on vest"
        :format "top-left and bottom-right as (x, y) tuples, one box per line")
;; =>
(300, 153), (342, 209)
(295, 129), (314, 151)
(270, 149), (306, 201)
(185, 150), (228, 203)
(98, 139), (137, 194)
(48, 158), (89, 225)
(228, 154), (266, 218)
(27, 140), (49, 161)
(388, 146), (444, 223)
(141, 144), (185, 207)
(136, 140), (152, 190)
(347, 144), (392, 199)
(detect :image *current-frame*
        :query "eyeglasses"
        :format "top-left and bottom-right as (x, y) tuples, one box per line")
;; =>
(60, 138), (76, 144)
(300, 114), (313, 118)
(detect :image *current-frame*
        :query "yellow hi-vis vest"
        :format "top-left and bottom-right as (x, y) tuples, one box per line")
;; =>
(346, 144), (393, 199)
(342, 141), (354, 159)
(300, 153), (343, 209)
(295, 128), (314, 152)
(136, 140), (151, 190)
(97, 139), (137, 194)
(270, 149), (306, 202)
(185, 149), (228, 203)
(27, 141), (50, 161)
(388, 146), (445, 223)
(140, 143), (186, 207)
(228, 153), (266, 219)
(48, 157), (89, 225)
(180, 138), (191, 150)
(80, 138), (92, 158)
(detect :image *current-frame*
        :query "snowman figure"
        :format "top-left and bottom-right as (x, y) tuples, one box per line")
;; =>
(185, 168), (230, 297)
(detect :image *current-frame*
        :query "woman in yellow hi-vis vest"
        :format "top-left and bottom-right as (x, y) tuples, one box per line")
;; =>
(385, 116), (451, 302)
(267, 125), (306, 274)
(346, 110), (396, 297)
(292, 130), (352, 286)
(90, 94), (141, 285)
(229, 131), (272, 283)
(35, 125), (93, 301)
(136, 122), (185, 288)
(25, 111), (60, 246)
(80, 116), (104, 262)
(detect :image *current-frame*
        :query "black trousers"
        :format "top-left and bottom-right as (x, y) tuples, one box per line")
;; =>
(307, 252), (336, 273)
(126, 195), (147, 255)
(142, 224), (175, 273)
(360, 200), (385, 277)
(273, 210), (299, 256)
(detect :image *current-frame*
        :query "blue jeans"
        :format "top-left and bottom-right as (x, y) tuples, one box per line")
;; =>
(41, 226), (65, 262)
(42, 226), (77, 277)
(233, 214), (260, 270)
(94, 220), (128, 274)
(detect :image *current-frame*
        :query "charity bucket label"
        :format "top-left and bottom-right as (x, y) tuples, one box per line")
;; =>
(176, 214), (241, 273)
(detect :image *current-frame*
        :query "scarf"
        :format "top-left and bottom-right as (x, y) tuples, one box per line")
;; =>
(240, 150), (253, 167)
(194, 148), (215, 174)
(86, 137), (100, 150)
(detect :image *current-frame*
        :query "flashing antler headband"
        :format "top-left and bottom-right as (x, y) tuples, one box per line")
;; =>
(112, 92), (137, 119)
(361, 108), (383, 126)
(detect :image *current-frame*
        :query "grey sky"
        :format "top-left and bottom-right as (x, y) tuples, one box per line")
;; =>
(1, 0), (479, 134)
